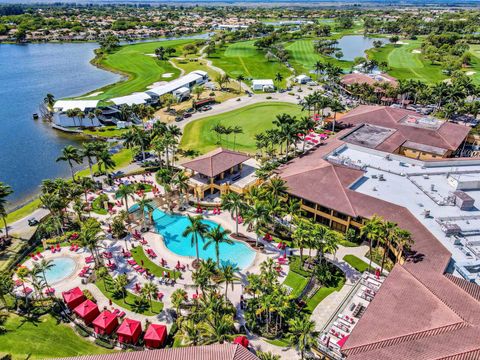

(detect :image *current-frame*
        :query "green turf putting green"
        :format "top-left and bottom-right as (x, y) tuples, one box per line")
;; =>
(285, 39), (353, 74)
(180, 102), (305, 154)
(367, 40), (447, 84)
(77, 39), (199, 101)
(0, 313), (113, 359)
(209, 40), (290, 87)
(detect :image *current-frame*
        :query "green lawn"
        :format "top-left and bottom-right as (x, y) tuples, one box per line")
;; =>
(283, 270), (309, 298)
(343, 255), (369, 273)
(367, 40), (447, 84)
(6, 198), (42, 224)
(180, 102), (305, 154)
(95, 277), (164, 316)
(83, 126), (129, 138)
(468, 44), (480, 84)
(76, 39), (198, 101)
(75, 148), (133, 178)
(209, 40), (290, 87)
(285, 39), (353, 74)
(130, 246), (180, 279)
(0, 313), (113, 359)
(172, 58), (220, 81)
(306, 277), (345, 312)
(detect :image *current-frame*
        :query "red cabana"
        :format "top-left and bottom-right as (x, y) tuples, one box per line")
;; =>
(73, 299), (100, 325)
(62, 287), (86, 310)
(144, 324), (167, 349)
(116, 318), (142, 344)
(233, 336), (249, 348)
(92, 310), (118, 335)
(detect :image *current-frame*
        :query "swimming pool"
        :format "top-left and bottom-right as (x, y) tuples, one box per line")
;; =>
(44, 257), (76, 284)
(152, 209), (256, 270)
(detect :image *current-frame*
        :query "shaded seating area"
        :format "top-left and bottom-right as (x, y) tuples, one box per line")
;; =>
(144, 324), (167, 349)
(92, 310), (118, 336)
(74, 300), (100, 325)
(116, 318), (142, 345)
(62, 287), (85, 310)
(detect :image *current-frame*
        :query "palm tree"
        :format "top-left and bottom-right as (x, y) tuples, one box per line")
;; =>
(286, 316), (319, 360)
(231, 126), (243, 151)
(203, 224), (233, 267)
(97, 149), (115, 177)
(182, 215), (209, 261)
(156, 167), (174, 210)
(244, 202), (269, 247)
(136, 195), (154, 230)
(200, 314), (234, 344)
(0, 182), (13, 238)
(257, 352), (281, 360)
(122, 127), (149, 161)
(394, 228), (413, 264)
(174, 171), (190, 207)
(56, 145), (81, 181)
(219, 264), (239, 300)
(142, 281), (159, 310)
(171, 288), (187, 315)
(113, 274), (129, 303)
(236, 74), (245, 93)
(274, 72), (284, 89)
(329, 99), (345, 132)
(96, 267), (110, 291)
(192, 85), (204, 100)
(0, 271), (13, 306)
(221, 192), (245, 235)
(380, 220), (396, 273)
(179, 319), (201, 346)
(79, 177), (96, 202)
(265, 177), (288, 201)
(79, 218), (105, 267)
(115, 184), (135, 213)
(32, 258), (55, 289)
(81, 142), (98, 178)
(44, 93), (55, 108)
(361, 215), (383, 272)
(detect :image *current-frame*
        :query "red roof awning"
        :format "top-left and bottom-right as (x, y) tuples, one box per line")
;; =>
(62, 287), (85, 309)
(117, 318), (142, 344)
(73, 300), (100, 325)
(144, 324), (167, 348)
(233, 336), (249, 348)
(93, 310), (118, 330)
(337, 335), (350, 348)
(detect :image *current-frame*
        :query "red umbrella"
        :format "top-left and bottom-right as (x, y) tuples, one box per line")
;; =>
(337, 335), (349, 348)
(117, 318), (142, 344)
(233, 336), (249, 348)
(62, 287), (86, 310)
(144, 324), (167, 349)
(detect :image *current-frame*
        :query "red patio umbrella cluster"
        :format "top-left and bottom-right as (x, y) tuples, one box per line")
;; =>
(62, 287), (86, 310)
(73, 299), (100, 325)
(233, 336), (249, 348)
(144, 324), (167, 349)
(117, 318), (142, 345)
(93, 310), (119, 335)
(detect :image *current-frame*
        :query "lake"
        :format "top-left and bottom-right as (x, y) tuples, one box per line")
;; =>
(0, 42), (121, 209)
(336, 35), (385, 61)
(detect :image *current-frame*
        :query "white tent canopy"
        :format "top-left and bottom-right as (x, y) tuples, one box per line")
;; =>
(53, 100), (99, 112)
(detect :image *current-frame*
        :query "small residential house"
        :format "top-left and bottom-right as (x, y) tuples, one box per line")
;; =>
(294, 74), (311, 84)
(252, 79), (274, 92)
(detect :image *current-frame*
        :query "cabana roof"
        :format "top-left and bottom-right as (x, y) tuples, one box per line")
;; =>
(116, 318), (141, 337)
(181, 148), (250, 178)
(73, 299), (98, 318)
(62, 287), (84, 305)
(92, 310), (117, 329)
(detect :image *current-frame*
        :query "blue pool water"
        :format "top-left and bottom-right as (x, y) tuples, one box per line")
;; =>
(44, 257), (76, 284)
(152, 209), (256, 270)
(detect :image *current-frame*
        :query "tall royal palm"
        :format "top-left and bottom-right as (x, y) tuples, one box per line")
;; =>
(115, 184), (135, 213)
(286, 316), (319, 360)
(56, 145), (82, 181)
(361, 215), (383, 272)
(136, 195), (154, 230)
(203, 224), (233, 267)
(0, 182), (13, 238)
(81, 142), (98, 178)
(244, 202), (269, 247)
(182, 215), (209, 262)
(221, 192), (245, 235)
(97, 149), (116, 177)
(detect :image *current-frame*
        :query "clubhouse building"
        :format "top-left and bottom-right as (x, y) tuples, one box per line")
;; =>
(181, 148), (260, 202)
(276, 105), (480, 359)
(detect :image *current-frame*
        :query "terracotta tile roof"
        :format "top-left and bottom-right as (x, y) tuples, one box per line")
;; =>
(181, 148), (250, 178)
(339, 105), (470, 154)
(53, 344), (259, 360)
(277, 133), (480, 360)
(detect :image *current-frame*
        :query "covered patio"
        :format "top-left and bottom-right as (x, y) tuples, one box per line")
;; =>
(92, 310), (118, 335)
(144, 324), (167, 349)
(62, 287), (85, 310)
(73, 300), (100, 325)
(116, 318), (142, 345)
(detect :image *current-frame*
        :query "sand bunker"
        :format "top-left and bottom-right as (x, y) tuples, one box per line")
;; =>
(162, 73), (174, 78)
(412, 49), (422, 54)
(466, 71), (476, 76)
(396, 41), (409, 45)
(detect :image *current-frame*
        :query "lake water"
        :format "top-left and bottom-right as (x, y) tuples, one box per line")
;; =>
(0, 42), (121, 208)
(336, 35), (385, 61)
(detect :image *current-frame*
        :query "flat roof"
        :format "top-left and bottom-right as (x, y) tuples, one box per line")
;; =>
(341, 124), (396, 149)
(54, 100), (99, 112)
(110, 92), (151, 106)
(147, 71), (204, 97)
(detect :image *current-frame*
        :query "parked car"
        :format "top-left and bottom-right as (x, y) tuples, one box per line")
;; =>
(175, 116), (183, 122)
(183, 113), (192, 119)
(28, 218), (39, 226)
(201, 105), (212, 111)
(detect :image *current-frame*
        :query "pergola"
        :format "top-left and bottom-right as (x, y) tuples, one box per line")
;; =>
(116, 318), (142, 345)
(73, 300), (100, 325)
(62, 287), (86, 310)
(92, 310), (118, 335)
(144, 324), (167, 349)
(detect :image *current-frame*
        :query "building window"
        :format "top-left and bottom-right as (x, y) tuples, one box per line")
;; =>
(332, 211), (348, 221)
(315, 215), (330, 226)
(331, 221), (347, 233)
(302, 199), (316, 208)
(317, 205), (331, 214)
